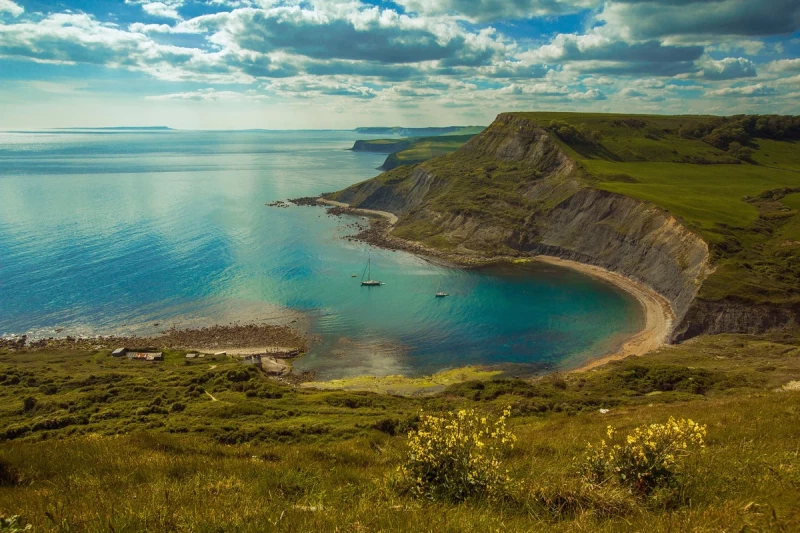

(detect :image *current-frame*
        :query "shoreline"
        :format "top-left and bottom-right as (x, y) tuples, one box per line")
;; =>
(316, 197), (675, 372)
(533, 256), (674, 371)
(317, 198), (399, 224)
(1, 323), (308, 354)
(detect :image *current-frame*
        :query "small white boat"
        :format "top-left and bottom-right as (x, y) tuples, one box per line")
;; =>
(435, 281), (448, 297)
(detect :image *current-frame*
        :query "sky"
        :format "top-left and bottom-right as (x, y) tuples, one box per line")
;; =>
(0, 0), (798, 129)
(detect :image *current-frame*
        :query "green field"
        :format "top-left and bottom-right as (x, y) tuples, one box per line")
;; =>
(523, 113), (800, 304)
(382, 134), (479, 169)
(1, 335), (799, 531)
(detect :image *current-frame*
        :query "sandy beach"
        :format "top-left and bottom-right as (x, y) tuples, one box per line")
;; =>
(317, 198), (399, 224)
(533, 256), (675, 371)
(319, 198), (675, 371)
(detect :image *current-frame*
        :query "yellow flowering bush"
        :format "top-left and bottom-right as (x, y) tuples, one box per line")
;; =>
(582, 417), (706, 494)
(401, 406), (516, 502)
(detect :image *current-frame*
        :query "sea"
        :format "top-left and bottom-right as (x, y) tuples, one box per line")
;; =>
(0, 129), (643, 379)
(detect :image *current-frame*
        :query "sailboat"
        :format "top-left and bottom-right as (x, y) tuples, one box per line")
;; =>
(360, 258), (382, 286)
(435, 281), (448, 297)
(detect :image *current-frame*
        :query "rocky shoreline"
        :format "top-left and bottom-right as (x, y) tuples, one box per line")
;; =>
(0, 323), (308, 353)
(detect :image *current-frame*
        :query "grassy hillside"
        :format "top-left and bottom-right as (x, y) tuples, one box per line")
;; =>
(382, 134), (479, 170)
(521, 112), (800, 305)
(1, 335), (799, 531)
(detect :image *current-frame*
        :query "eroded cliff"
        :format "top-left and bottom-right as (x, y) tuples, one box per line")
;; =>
(331, 113), (799, 341)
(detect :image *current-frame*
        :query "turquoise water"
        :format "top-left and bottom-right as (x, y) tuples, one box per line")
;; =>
(0, 130), (642, 379)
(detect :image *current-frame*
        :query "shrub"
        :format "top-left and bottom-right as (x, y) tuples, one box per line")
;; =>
(581, 417), (706, 495)
(400, 406), (516, 502)
(21, 397), (36, 412)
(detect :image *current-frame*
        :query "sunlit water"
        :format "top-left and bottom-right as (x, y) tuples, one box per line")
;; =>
(0, 130), (643, 379)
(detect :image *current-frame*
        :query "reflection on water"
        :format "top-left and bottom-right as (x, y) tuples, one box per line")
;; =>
(0, 130), (643, 379)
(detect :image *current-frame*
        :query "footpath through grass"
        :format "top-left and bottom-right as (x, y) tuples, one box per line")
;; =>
(1, 334), (799, 531)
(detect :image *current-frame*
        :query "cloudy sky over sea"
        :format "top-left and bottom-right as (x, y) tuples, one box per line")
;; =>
(1, 0), (798, 128)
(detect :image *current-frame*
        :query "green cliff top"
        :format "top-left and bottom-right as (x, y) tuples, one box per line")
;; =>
(507, 112), (800, 304)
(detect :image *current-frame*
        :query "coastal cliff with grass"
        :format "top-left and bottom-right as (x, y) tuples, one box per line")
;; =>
(351, 127), (484, 170)
(331, 112), (800, 341)
(2, 113), (799, 532)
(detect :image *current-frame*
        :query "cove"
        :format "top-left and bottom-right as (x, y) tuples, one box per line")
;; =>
(0, 130), (643, 379)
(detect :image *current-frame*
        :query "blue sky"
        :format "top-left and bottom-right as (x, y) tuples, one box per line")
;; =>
(0, 0), (798, 128)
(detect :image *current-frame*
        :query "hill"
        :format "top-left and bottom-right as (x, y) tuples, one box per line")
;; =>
(351, 132), (484, 169)
(331, 112), (800, 341)
(0, 333), (798, 530)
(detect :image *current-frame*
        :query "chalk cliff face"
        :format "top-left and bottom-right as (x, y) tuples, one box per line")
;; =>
(333, 113), (796, 341)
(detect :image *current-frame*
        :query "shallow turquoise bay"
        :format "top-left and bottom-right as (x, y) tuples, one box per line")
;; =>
(0, 130), (642, 379)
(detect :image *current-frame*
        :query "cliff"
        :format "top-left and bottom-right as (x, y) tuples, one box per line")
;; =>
(331, 113), (800, 341)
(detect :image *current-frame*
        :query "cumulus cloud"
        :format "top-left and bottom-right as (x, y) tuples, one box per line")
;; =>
(188, 5), (509, 67)
(569, 88), (607, 100)
(392, 0), (597, 23)
(127, 1), (184, 21)
(766, 58), (800, 73)
(265, 77), (378, 99)
(600, 0), (800, 40)
(521, 32), (703, 75)
(706, 83), (777, 97)
(0, 13), (296, 83)
(0, 0), (798, 116)
(0, 0), (22, 17)
(698, 57), (757, 80)
(147, 88), (268, 101)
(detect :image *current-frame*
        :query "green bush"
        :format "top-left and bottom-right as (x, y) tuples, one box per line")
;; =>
(400, 406), (516, 502)
(581, 417), (706, 495)
(21, 397), (36, 412)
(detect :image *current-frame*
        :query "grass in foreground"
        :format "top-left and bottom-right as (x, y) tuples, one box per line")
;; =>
(0, 332), (799, 531)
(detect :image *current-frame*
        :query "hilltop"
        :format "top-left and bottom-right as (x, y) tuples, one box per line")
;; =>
(352, 134), (480, 169)
(331, 112), (800, 342)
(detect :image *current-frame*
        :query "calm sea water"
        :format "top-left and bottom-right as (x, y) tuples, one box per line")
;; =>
(0, 130), (642, 379)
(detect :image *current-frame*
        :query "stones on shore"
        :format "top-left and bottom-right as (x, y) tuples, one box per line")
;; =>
(287, 196), (321, 206)
(3, 323), (307, 353)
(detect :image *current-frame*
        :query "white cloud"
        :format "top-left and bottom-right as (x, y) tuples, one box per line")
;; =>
(0, 0), (22, 17)
(126, 1), (184, 21)
(599, 0), (800, 41)
(569, 88), (607, 100)
(698, 57), (757, 80)
(393, 0), (597, 23)
(706, 83), (777, 97)
(147, 88), (269, 101)
(766, 58), (800, 73)
(129, 22), (174, 33)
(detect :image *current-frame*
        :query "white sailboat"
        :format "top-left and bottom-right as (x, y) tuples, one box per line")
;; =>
(360, 258), (382, 286)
